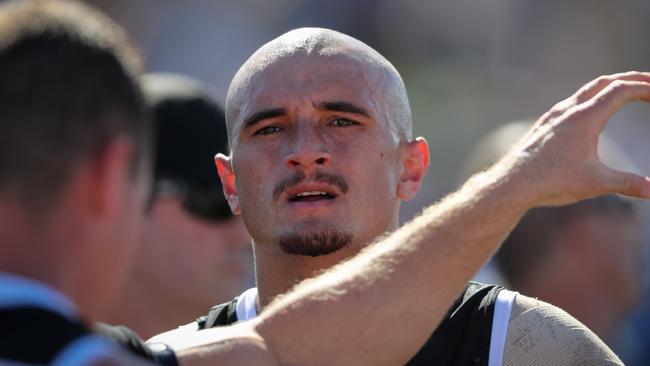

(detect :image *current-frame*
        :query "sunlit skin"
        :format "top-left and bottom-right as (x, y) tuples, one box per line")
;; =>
(216, 31), (429, 306)
(232, 54), (402, 247)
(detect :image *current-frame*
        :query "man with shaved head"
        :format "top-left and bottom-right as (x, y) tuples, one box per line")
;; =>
(144, 28), (650, 364)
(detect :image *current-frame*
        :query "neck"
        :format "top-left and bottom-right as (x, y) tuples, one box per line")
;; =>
(254, 240), (365, 309)
(0, 197), (87, 317)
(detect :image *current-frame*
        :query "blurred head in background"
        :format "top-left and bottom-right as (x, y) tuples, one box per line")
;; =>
(461, 120), (647, 342)
(107, 73), (251, 338)
(0, 0), (150, 322)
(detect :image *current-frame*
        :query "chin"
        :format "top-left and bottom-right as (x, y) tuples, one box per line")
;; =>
(277, 229), (353, 257)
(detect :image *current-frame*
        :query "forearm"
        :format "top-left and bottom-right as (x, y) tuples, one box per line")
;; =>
(254, 159), (532, 366)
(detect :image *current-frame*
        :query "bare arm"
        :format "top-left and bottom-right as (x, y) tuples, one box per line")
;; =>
(504, 295), (623, 366)
(158, 72), (650, 366)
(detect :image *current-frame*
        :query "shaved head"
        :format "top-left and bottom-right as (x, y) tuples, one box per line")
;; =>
(226, 27), (412, 145)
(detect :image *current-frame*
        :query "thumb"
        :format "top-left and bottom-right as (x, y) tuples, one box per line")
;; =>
(604, 167), (650, 198)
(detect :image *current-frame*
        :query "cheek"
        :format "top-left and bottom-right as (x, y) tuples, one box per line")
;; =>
(233, 150), (277, 215)
(348, 146), (401, 204)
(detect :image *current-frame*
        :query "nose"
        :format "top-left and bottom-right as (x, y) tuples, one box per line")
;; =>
(284, 131), (332, 169)
(285, 151), (332, 168)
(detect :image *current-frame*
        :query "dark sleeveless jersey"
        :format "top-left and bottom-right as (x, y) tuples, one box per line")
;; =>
(0, 306), (92, 364)
(197, 282), (503, 366)
(0, 306), (178, 365)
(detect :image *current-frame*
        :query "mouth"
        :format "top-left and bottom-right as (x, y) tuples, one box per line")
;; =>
(284, 183), (340, 207)
(288, 191), (337, 203)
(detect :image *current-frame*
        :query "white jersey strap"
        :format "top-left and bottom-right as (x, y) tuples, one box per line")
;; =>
(235, 287), (259, 321)
(488, 289), (518, 366)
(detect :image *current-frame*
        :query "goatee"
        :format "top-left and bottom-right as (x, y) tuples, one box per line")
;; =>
(278, 230), (353, 257)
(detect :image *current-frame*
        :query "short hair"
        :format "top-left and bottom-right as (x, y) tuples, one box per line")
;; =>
(0, 0), (148, 209)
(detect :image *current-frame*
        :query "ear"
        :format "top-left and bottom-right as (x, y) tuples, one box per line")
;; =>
(397, 137), (429, 201)
(215, 153), (241, 215)
(85, 136), (135, 218)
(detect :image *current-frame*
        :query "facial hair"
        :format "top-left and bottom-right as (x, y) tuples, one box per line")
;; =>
(278, 230), (353, 257)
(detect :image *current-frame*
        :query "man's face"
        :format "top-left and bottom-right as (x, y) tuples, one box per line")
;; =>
(224, 53), (409, 255)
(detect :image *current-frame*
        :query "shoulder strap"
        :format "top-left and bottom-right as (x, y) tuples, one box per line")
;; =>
(197, 297), (239, 329)
(406, 282), (503, 366)
(0, 306), (90, 364)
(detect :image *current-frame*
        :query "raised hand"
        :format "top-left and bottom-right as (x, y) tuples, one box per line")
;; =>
(496, 71), (650, 207)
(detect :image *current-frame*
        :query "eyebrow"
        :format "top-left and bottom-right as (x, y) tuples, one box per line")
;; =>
(242, 107), (287, 129)
(315, 101), (370, 118)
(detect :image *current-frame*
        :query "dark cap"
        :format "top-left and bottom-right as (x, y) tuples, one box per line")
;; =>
(141, 73), (231, 219)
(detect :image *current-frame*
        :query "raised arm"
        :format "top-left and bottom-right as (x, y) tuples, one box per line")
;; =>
(156, 72), (650, 366)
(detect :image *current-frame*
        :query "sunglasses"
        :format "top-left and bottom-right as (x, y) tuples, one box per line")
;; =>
(151, 180), (234, 222)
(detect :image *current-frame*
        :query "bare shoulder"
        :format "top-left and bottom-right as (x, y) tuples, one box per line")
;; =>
(503, 294), (622, 366)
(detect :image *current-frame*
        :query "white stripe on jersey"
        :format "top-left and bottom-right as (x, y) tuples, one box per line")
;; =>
(489, 289), (518, 366)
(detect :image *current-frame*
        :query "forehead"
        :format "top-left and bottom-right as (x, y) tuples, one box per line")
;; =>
(234, 52), (387, 127)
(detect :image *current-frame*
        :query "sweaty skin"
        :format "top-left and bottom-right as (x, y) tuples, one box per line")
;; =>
(152, 32), (648, 366)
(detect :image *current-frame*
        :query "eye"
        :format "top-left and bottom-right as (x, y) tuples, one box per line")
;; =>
(330, 118), (358, 127)
(254, 125), (282, 136)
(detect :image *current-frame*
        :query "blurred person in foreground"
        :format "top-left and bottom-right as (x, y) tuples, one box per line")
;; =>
(3, 1), (650, 365)
(0, 0), (154, 364)
(106, 73), (251, 339)
(153, 27), (650, 365)
(461, 121), (647, 345)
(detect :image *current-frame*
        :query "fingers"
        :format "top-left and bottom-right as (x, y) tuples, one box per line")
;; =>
(539, 72), (650, 123)
(572, 71), (650, 105)
(521, 72), (650, 205)
(578, 80), (650, 131)
(603, 167), (650, 199)
(546, 71), (650, 118)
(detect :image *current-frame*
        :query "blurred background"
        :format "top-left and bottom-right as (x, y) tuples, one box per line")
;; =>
(84, 0), (650, 363)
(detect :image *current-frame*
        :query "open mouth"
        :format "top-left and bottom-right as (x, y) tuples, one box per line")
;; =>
(288, 191), (337, 202)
